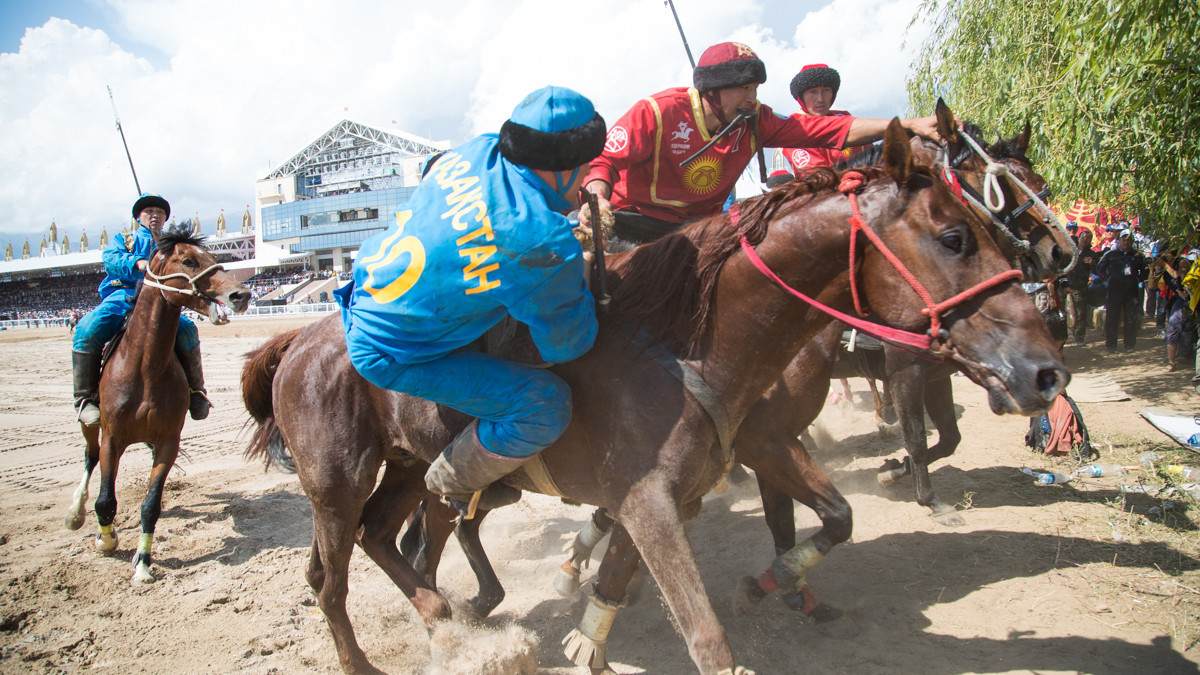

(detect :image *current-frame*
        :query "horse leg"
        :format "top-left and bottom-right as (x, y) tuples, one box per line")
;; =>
(446, 504), (506, 618)
(64, 425), (100, 530)
(92, 436), (124, 553)
(734, 436), (857, 637)
(555, 507), (615, 597)
(356, 461), (453, 627)
(617, 486), (741, 674)
(131, 442), (179, 584)
(310, 501), (384, 675)
(562, 523), (641, 672)
(398, 500), (430, 574)
(909, 375), (965, 527)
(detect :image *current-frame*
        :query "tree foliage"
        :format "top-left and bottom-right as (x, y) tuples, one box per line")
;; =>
(908, 0), (1200, 242)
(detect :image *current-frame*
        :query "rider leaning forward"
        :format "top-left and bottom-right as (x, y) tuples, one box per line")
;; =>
(336, 86), (606, 516)
(72, 193), (210, 426)
(579, 42), (945, 243)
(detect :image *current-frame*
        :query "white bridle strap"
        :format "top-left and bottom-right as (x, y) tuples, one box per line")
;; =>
(957, 131), (1079, 273)
(143, 263), (225, 297)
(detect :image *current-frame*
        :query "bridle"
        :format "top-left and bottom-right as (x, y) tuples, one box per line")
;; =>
(142, 253), (225, 304)
(735, 170), (1023, 354)
(940, 132), (1079, 273)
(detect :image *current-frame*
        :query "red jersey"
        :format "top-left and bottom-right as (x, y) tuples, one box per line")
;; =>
(780, 109), (860, 173)
(586, 87), (854, 224)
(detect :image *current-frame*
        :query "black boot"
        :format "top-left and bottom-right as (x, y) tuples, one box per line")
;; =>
(177, 346), (210, 420)
(72, 351), (102, 426)
(425, 421), (526, 518)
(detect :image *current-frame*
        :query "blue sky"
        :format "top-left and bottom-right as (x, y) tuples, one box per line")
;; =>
(0, 0), (929, 249)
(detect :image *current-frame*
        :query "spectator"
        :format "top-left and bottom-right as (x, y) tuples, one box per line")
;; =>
(1095, 228), (1149, 353)
(1065, 224), (1099, 345)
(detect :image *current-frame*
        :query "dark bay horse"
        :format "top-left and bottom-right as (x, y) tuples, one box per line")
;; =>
(64, 228), (250, 583)
(241, 121), (1068, 674)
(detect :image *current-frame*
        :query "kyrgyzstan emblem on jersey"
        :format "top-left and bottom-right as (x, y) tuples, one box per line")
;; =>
(670, 122), (694, 143)
(789, 149), (812, 169)
(682, 156), (722, 195)
(605, 126), (629, 154)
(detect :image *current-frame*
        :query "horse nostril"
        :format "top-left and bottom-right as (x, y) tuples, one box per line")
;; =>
(230, 291), (250, 305)
(1036, 367), (1063, 396)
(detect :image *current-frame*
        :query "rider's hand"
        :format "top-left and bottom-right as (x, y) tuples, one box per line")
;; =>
(136, 260), (148, 273)
(905, 114), (956, 143)
(577, 194), (614, 249)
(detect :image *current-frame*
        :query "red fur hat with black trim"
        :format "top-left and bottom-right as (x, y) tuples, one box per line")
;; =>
(693, 42), (767, 92)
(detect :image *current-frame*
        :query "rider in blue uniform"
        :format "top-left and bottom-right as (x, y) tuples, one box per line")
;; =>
(337, 86), (606, 514)
(71, 193), (209, 426)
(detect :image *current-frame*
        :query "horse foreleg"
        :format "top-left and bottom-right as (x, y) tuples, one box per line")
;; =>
(398, 500), (430, 574)
(554, 507), (615, 597)
(442, 501), (506, 619)
(910, 375), (964, 527)
(356, 462), (452, 627)
(131, 448), (177, 584)
(562, 522), (640, 672)
(617, 486), (741, 674)
(93, 437), (122, 553)
(64, 431), (100, 530)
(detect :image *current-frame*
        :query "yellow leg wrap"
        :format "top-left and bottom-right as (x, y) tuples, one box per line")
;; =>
(98, 524), (114, 536)
(779, 539), (824, 583)
(562, 592), (625, 668)
(138, 533), (154, 555)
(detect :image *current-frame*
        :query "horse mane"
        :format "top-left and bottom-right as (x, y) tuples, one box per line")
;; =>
(604, 166), (868, 356)
(155, 228), (209, 256)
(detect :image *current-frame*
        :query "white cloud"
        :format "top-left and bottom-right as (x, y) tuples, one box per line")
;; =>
(0, 0), (929, 244)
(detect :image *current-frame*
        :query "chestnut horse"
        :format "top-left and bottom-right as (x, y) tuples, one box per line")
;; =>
(241, 121), (1068, 674)
(64, 228), (251, 584)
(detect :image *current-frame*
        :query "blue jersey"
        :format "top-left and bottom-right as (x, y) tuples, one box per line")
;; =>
(97, 226), (156, 300)
(340, 134), (597, 366)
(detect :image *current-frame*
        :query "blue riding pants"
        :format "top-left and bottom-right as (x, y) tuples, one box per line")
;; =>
(347, 341), (572, 458)
(72, 292), (199, 355)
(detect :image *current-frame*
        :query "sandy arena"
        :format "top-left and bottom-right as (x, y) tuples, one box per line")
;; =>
(1, 315), (1198, 674)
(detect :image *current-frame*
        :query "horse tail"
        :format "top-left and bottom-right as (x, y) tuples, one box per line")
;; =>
(241, 328), (301, 472)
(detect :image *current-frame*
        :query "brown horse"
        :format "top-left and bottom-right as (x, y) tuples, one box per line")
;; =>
(64, 228), (250, 584)
(242, 120), (1068, 674)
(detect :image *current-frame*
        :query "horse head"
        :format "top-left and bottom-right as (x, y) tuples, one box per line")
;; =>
(857, 119), (1068, 415)
(146, 229), (251, 324)
(922, 99), (1077, 281)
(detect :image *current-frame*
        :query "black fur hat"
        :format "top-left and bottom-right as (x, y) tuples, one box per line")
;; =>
(498, 86), (607, 172)
(132, 193), (171, 219)
(790, 64), (841, 103)
(693, 42), (767, 92)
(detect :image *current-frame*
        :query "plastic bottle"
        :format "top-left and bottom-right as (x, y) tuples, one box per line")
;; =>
(1075, 464), (1126, 478)
(1021, 467), (1073, 485)
(1140, 452), (1161, 467)
(1165, 465), (1200, 480)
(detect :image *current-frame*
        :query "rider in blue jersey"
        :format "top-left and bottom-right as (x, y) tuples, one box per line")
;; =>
(71, 194), (208, 426)
(337, 86), (606, 515)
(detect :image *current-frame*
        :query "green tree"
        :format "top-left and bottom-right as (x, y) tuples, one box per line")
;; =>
(908, 0), (1200, 242)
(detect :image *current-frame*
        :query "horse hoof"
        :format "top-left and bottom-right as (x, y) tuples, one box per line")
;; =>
(95, 532), (118, 553)
(876, 459), (908, 487)
(131, 563), (155, 585)
(553, 567), (582, 597)
(814, 611), (860, 640)
(732, 575), (768, 617)
(64, 512), (85, 531)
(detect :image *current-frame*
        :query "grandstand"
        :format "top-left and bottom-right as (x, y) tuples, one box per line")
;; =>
(0, 119), (447, 328)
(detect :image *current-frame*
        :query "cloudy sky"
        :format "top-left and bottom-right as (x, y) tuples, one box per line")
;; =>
(0, 0), (930, 250)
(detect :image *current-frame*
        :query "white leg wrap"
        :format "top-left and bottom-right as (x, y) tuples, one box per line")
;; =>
(563, 518), (611, 571)
(561, 592), (623, 669)
(716, 667), (756, 675)
(779, 539), (824, 587)
(64, 472), (89, 530)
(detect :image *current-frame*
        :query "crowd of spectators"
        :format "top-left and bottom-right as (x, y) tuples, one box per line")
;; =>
(244, 270), (310, 302)
(0, 273), (104, 321)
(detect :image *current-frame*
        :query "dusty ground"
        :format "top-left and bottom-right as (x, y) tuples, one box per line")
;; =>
(1, 314), (1199, 674)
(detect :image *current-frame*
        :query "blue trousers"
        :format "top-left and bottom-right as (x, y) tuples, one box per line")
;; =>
(348, 340), (572, 458)
(1104, 290), (1140, 351)
(73, 292), (199, 355)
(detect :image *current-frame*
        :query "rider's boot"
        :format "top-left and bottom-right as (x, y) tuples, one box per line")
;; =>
(72, 351), (102, 427)
(425, 421), (526, 518)
(177, 346), (210, 420)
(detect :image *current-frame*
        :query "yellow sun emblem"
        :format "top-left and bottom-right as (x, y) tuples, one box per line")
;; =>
(682, 156), (723, 195)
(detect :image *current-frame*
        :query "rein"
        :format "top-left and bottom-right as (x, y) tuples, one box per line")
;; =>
(735, 170), (1023, 352)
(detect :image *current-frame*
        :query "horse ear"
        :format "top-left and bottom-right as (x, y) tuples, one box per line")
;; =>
(934, 98), (959, 144)
(1012, 121), (1032, 156)
(881, 118), (913, 184)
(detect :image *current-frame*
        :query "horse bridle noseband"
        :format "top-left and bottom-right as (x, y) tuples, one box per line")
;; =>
(143, 261), (225, 303)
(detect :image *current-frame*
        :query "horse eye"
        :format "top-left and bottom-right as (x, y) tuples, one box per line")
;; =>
(940, 231), (964, 252)
(182, 257), (199, 268)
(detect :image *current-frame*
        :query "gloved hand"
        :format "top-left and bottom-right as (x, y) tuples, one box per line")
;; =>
(575, 195), (614, 250)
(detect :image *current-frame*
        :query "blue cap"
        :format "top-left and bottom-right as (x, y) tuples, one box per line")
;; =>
(498, 86), (606, 171)
(508, 86), (596, 134)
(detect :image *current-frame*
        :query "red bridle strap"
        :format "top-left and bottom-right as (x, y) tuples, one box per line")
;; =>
(735, 170), (1024, 351)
